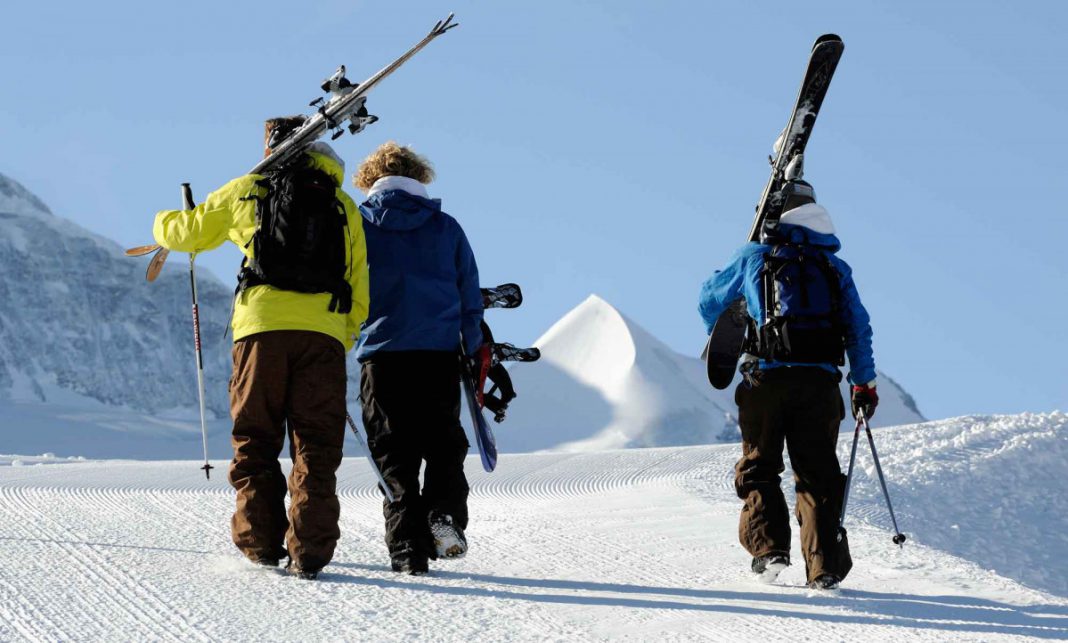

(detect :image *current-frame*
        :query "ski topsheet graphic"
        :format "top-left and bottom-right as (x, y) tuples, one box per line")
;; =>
(128, 13), (459, 279)
(704, 34), (844, 390)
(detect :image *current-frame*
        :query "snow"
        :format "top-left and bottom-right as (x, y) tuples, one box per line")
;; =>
(0, 412), (1064, 641)
(499, 295), (925, 452)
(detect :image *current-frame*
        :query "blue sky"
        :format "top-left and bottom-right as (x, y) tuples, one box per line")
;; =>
(2, 1), (1065, 419)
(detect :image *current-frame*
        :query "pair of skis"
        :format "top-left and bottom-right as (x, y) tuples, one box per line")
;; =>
(461, 283), (541, 472)
(127, 13), (459, 281)
(703, 34), (844, 389)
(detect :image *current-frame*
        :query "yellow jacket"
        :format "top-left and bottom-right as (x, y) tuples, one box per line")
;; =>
(153, 148), (369, 351)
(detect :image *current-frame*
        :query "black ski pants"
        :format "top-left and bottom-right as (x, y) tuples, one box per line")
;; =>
(734, 367), (853, 583)
(359, 350), (470, 559)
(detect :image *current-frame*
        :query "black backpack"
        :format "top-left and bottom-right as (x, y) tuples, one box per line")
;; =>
(750, 243), (846, 365)
(237, 166), (352, 313)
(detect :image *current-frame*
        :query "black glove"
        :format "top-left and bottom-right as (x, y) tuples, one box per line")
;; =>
(851, 383), (879, 419)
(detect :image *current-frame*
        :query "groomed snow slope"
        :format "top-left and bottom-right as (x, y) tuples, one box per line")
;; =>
(0, 412), (1064, 641)
(499, 295), (925, 452)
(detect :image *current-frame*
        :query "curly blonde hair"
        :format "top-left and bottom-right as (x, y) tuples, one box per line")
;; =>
(353, 141), (435, 192)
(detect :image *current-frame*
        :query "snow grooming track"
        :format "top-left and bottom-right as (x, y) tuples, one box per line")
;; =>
(0, 413), (1066, 641)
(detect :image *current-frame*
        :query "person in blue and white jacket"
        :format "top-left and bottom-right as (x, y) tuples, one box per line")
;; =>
(353, 141), (486, 576)
(697, 180), (877, 590)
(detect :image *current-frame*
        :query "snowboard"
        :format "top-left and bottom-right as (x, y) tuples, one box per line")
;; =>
(705, 34), (844, 389)
(461, 345), (497, 472)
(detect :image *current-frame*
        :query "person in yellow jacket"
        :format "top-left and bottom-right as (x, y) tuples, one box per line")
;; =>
(152, 116), (369, 580)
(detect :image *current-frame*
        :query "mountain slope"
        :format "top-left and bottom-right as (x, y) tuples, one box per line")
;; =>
(0, 172), (233, 417)
(0, 413), (1063, 640)
(498, 295), (925, 453)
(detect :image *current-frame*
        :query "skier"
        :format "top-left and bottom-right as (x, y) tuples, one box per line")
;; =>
(353, 141), (488, 575)
(697, 180), (878, 589)
(152, 116), (370, 580)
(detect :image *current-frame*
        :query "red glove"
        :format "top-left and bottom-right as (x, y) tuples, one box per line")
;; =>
(472, 344), (492, 407)
(851, 383), (879, 419)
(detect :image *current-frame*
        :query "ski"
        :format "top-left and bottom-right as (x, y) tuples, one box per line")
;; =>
(250, 13), (457, 176)
(481, 283), (522, 309)
(460, 346), (497, 472)
(704, 34), (844, 389)
(130, 14), (458, 281)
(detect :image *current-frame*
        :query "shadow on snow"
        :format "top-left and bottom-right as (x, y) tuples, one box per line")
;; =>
(329, 563), (1068, 640)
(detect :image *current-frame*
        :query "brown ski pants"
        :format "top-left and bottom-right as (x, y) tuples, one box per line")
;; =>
(734, 367), (853, 583)
(228, 331), (347, 572)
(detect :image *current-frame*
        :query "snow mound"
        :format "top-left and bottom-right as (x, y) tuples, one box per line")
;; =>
(499, 294), (925, 452)
(840, 411), (1068, 596)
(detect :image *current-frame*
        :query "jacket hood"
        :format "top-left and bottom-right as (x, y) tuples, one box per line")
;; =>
(359, 188), (442, 232)
(766, 203), (842, 252)
(304, 142), (345, 187)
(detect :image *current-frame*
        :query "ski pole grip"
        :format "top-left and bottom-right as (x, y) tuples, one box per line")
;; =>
(181, 183), (195, 210)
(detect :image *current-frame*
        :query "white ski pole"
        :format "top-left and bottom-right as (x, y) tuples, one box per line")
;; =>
(345, 413), (395, 503)
(182, 183), (214, 480)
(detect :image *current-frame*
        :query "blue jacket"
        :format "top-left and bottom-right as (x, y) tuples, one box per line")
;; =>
(356, 188), (483, 361)
(697, 213), (876, 385)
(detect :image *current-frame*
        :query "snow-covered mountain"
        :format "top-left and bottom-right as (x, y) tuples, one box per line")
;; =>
(498, 295), (924, 452)
(0, 172), (233, 417)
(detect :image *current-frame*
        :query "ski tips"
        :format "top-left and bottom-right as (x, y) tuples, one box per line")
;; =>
(146, 247), (169, 282)
(125, 244), (160, 257)
(431, 13), (459, 36)
(813, 34), (844, 55)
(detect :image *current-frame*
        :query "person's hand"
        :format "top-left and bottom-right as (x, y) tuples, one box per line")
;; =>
(851, 382), (879, 419)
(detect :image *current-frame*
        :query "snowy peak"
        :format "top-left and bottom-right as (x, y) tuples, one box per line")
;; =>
(0, 172), (233, 418)
(534, 294), (638, 393)
(0, 173), (52, 218)
(499, 294), (926, 453)
(503, 295), (741, 452)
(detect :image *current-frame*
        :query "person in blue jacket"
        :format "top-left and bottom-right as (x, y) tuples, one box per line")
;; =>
(353, 141), (488, 575)
(698, 180), (879, 590)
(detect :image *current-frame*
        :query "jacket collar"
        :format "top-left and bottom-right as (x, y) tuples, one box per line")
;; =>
(367, 175), (429, 199)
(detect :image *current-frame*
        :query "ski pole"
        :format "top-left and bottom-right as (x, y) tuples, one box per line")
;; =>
(837, 412), (863, 542)
(860, 411), (907, 546)
(182, 183), (214, 480)
(345, 413), (395, 503)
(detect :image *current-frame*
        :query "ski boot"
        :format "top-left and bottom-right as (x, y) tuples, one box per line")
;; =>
(751, 554), (789, 583)
(285, 560), (320, 581)
(391, 553), (429, 576)
(429, 512), (468, 559)
(808, 574), (841, 590)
